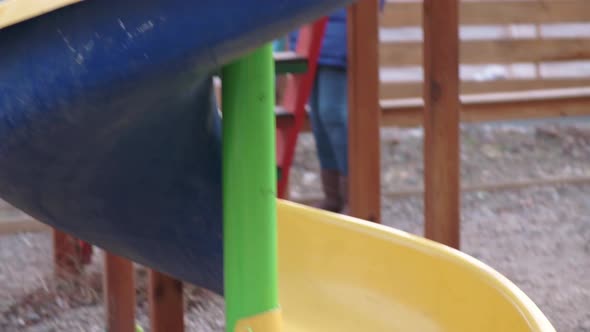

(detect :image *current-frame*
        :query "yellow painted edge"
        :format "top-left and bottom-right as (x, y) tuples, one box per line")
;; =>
(0, 0), (82, 29)
(235, 308), (282, 332)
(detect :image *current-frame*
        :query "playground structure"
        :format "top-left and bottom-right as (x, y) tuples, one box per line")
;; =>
(0, 0), (580, 331)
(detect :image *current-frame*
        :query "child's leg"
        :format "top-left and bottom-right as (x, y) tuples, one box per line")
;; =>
(315, 66), (349, 213)
(309, 67), (343, 212)
(315, 66), (348, 176)
(310, 68), (339, 172)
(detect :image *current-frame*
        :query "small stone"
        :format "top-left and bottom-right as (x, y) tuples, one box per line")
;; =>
(482, 144), (501, 158)
(26, 311), (41, 322)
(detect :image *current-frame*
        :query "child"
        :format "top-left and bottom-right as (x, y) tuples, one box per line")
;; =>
(289, 1), (384, 214)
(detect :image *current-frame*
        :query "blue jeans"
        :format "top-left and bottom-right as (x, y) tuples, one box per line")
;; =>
(309, 66), (348, 175)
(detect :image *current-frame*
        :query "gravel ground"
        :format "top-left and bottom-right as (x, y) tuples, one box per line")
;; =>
(1, 122), (589, 331)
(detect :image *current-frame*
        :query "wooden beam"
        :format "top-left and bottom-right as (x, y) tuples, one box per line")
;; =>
(422, 0), (461, 248)
(381, 0), (590, 27)
(298, 87), (590, 130)
(104, 252), (136, 332)
(53, 229), (83, 277)
(0, 217), (50, 235)
(380, 78), (590, 100)
(380, 87), (590, 127)
(380, 38), (590, 66)
(347, 0), (381, 222)
(149, 270), (185, 332)
(294, 175), (590, 203)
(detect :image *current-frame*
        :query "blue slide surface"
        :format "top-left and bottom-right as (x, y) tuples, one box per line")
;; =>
(0, 0), (352, 294)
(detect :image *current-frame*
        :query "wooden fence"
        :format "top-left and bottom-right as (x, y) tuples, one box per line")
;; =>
(379, 0), (590, 126)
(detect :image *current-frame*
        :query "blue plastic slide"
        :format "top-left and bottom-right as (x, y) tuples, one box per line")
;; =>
(0, 0), (353, 294)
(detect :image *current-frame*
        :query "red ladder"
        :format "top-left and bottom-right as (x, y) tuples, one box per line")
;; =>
(276, 18), (327, 198)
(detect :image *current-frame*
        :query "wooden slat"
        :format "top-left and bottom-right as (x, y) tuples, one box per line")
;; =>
(300, 87), (590, 130)
(380, 38), (590, 66)
(273, 51), (303, 62)
(53, 229), (83, 276)
(380, 78), (590, 99)
(0, 217), (49, 234)
(295, 175), (590, 204)
(381, 0), (590, 27)
(422, 0), (461, 249)
(380, 87), (590, 127)
(348, 0), (381, 222)
(103, 252), (136, 332)
(0, 0), (80, 29)
(274, 51), (308, 74)
(149, 271), (184, 332)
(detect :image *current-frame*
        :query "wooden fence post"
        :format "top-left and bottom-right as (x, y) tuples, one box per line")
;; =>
(347, 0), (382, 223)
(104, 252), (136, 332)
(422, 0), (461, 248)
(53, 229), (82, 276)
(149, 270), (184, 332)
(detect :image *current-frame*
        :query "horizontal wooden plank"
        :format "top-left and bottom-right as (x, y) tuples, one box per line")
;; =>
(381, 0), (590, 27)
(380, 38), (590, 66)
(274, 51), (303, 62)
(293, 175), (590, 203)
(379, 87), (590, 127)
(274, 51), (308, 74)
(380, 78), (590, 99)
(0, 217), (50, 234)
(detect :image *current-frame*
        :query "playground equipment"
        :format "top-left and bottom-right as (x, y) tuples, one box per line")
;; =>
(278, 201), (554, 331)
(0, 0), (556, 331)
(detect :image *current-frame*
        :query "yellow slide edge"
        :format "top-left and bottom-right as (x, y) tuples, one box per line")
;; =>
(0, 0), (82, 29)
(235, 308), (283, 332)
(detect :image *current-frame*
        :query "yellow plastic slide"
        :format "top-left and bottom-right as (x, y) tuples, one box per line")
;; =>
(277, 200), (555, 332)
(0, 0), (81, 29)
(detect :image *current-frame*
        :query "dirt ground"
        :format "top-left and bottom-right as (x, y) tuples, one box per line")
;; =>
(0, 121), (589, 332)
